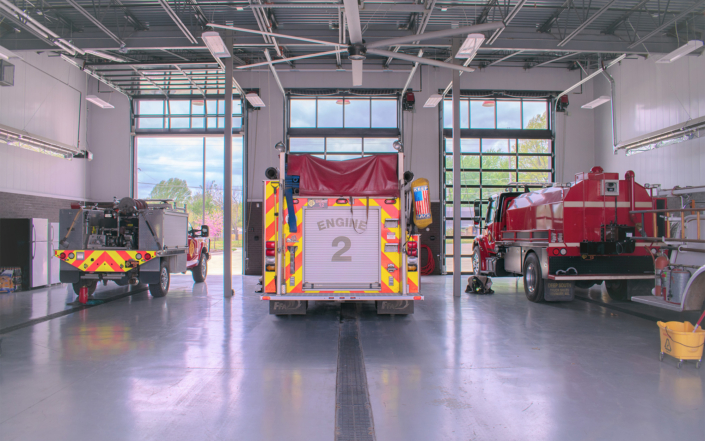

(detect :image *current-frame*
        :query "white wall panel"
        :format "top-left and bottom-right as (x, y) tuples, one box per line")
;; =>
(0, 51), (88, 200)
(594, 55), (705, 189)
(85, 77), (131, 201)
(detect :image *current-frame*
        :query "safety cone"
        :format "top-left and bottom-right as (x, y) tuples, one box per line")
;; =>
(78, 286), (88, 305)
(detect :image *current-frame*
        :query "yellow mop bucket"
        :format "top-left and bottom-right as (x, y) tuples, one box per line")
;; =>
(657, 321), (705, 368)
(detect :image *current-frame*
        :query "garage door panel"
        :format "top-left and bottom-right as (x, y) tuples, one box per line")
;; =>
(303, 207), (380, 289)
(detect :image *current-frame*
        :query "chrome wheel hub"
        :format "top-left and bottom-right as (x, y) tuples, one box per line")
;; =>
(526, 264), (536, 293)
(160, 267), (168, 290)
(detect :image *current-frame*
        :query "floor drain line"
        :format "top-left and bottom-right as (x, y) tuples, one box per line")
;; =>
(334, 303), (376, 441)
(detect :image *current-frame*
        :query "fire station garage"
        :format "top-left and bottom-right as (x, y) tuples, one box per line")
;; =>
(2, 1), (705, 440)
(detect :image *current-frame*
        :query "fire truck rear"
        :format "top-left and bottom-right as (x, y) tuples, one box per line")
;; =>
(259, 146), (423, 315)
(472, 167), (664, 302)
(55, 197), (210, 302)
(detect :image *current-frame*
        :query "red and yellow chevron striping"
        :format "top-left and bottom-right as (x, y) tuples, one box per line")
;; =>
(55, 250), (151, 272)
(264, 181), (279, 293)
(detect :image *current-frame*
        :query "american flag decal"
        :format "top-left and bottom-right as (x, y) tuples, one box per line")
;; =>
(413, 185), (431, 219)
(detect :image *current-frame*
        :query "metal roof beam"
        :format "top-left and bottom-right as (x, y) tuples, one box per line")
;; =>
(538, 0), (573, 34)
(65, 0), (125, 47)
(487, 50), (524, 66)
(384, 0), (437, 68)
(528, 52), (577, 68)
(627, 0), (705, 49)
(110, 0), (148, 31)
(486, 0), (528, 45)
(557, 0), (617, 47)
(603, 0), (650, 35)
(157, 0), (198, 45)
(401, 49), (423, 92)
(476, 0), (500, 24)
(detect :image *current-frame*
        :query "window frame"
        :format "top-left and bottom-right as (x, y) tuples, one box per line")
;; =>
(133, 95), (244, 135)
(441, 95), (555, 275)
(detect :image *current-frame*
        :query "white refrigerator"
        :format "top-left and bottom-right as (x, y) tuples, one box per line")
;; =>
(49, 222), (60, 285)
(31, 218), (49, 289)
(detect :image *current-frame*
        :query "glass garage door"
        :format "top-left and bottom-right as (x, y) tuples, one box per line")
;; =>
(442, 98), (554, 274)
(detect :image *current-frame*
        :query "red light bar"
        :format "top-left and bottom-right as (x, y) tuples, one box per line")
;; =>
(266, 249), (276, 257)
(266, 241), (275, 249)
(407, 241), (418, 249)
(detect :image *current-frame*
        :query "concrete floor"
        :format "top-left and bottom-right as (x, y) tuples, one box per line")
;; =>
(0, 276), (703, 441)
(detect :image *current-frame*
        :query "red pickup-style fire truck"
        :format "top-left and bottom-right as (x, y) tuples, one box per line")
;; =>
(472, 167), (663, 302)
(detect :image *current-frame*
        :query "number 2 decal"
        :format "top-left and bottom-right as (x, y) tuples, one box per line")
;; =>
(332, 236), (352, 262)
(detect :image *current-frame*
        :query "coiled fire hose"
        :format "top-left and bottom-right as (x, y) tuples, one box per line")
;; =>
(421, 244), (435, 276)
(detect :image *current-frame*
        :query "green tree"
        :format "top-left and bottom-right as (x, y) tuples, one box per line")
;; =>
(150, 178), (192, 207)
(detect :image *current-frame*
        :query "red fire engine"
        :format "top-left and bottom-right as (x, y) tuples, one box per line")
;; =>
(472, 167), (663, 302)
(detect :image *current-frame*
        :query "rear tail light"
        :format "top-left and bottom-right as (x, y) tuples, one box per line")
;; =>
(266, 241), (275, 249)
(266, 263), (275, 272)
(408, 263), (418, 272)
(135, 253), (142, 260)
(262, 296), (271, 300)
(266, 249), (276, 257)
(413, 296), (422, 300)
(407, 241), (418, 249)
(68, 253), (75, 259)
(60, 252), (66, 260)
(407, 249), (418, 257)
(144, 253), (152, 260)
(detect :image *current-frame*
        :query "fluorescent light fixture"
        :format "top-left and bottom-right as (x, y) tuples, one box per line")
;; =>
(201, 31), (230, 58)
(0, 44), (19, 61)
(656, 40), (703, 64)
(424, 93), (443, 108)
(456, 33), (485, 60)
(85, 50), (126, 63)
(581, 96), (611, 109)
(245, 92), (265, 107)
(0, 123), (78, 160)
(86, 95), (115, 109)
(616, 114), (705, 156)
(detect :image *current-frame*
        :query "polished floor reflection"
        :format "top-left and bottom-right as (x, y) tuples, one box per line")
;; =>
(0, 276), (703, 441)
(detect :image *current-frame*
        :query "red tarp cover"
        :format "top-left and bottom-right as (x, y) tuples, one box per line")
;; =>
(287, 154), (399, 197)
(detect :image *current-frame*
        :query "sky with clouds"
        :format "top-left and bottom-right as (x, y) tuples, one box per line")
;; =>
(136, 136), (244, 199)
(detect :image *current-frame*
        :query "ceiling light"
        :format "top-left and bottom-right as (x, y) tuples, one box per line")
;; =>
(85, 50), (126, 63)
(456, 33), (485, 60)
(236, 6), (244, 11)
(86, 95), (115, 109)
(246, 92), (265, 107)
(202, 31), (230, 58)
(440, 7), (448, 11)
(655, 40), (703, 64)
(0, 45), (19, 61)
(423, 93), (443, 108)
(581, 96), (611, 109)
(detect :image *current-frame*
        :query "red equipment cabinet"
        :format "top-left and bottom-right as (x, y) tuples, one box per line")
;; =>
(472, 167), (663, 302)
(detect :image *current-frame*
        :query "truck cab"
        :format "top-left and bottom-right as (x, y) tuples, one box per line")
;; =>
(472, 192), (522, 276)
(187, 223), (210, 283)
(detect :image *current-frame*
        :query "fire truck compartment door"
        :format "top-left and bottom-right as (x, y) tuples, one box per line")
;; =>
(303, 207), (381, 290)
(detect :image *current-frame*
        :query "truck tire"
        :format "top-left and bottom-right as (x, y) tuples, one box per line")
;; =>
(72, 281), (97, 296)
(605, 280), (628, 301)
(192, 254), (207, 283)
(472, 247), (481, 276)
(149, 261), (170, 298)
(523, 253), (545, 303)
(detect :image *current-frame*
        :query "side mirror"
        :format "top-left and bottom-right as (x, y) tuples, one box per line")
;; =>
(201, 225), (209, 238)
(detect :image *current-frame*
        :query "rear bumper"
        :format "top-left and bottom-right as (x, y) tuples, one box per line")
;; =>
(261, 295), (423, 301)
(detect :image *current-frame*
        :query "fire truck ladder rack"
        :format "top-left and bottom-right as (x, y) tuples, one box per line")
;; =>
(630, 207), (705, 245)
